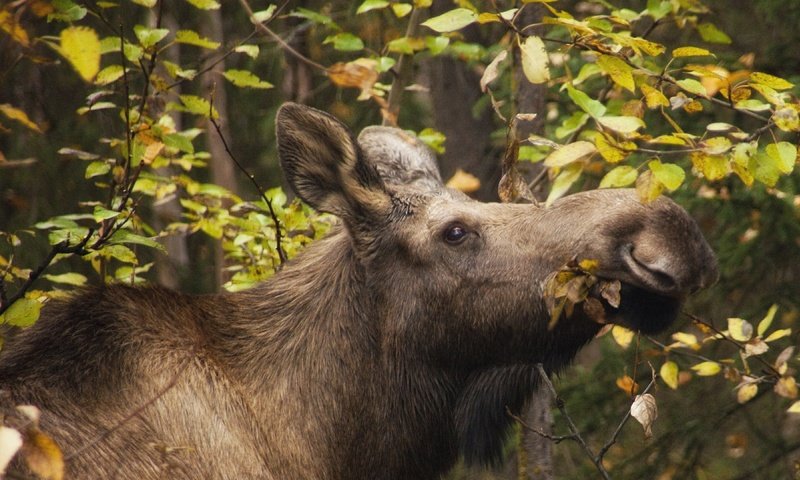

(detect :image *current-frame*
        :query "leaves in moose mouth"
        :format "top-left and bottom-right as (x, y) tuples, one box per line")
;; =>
(542, 258), (623, 329)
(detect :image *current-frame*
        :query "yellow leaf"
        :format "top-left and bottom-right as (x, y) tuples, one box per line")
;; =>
(691, 361), (721, 376)
(327, 59), (379, 101)
(775, 377), (798, 399)
(727, 317), (753, 342)
(519, 36), (550, 84)
(445, 168), (480, 193)
(596, 54), (634, 92)
(660, 361), (679, 390)
(757, 304), (778, 337)
(750, 71), (794, 90)
(736, 382), (758, 404)
(142, 141), (164, 165)
(635, 169), (663, 203)
(691, 152), (729, 181)
(60, 26), (101, 81)
(611, 325), (634, 349)
(594, 134), (628, 163)
(788, 400), (800, 414)
(672, 46), (713, 58)
(0, 10), (30, 46)
(0, 104), (42, 133)
(765, 328), (791, 342)
(672, 332), (699, 349)
(640, 83), (669, 109)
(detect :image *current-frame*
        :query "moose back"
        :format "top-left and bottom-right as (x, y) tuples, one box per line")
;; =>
(0, 103), (718, 479)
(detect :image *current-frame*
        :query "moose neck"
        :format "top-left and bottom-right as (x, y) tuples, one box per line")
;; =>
(223, 228), (462, 478)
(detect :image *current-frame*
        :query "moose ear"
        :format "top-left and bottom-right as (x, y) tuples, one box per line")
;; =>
(276, 103), (391, 223)
(358, 127), (444, 193)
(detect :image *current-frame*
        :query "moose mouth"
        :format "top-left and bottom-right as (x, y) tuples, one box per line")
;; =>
(598, 281), (683, 334)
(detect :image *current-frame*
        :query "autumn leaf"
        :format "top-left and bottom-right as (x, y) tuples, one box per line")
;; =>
(446, 169), (480, 193)
(631, 394), (658, 439)
(543, 141), (596, 167)
(421, 8), (477, 33)
(520, 36), (550, 85)
(691, 361), (721, 376)
(727, 317), (754, 342)
(736, 381), (758, 404)
(328, 59), (379, 101)
(611, 325), (634, 349)
(0, 298), (41, 327)
(0, 104), (42, 133)
(616, 375), (639, 394)
(660, 361), (679, 390)
(0, 10), (30, 46)
(596, 54), (635, 92)
(59, 26), (101, 81)
(480, 50), (508, 92)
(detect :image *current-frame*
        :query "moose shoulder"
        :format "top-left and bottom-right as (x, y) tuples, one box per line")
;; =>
(0, 104), (718, 479)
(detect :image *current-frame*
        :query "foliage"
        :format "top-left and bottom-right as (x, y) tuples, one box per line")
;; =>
(0, 0), (798, 478)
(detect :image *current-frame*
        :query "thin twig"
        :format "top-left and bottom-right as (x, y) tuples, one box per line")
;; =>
(237, 0), (326, 72)
(506, 407), (577, 443)
(65, 353), (193, 461)
(383, 6), (424, 125)
(207, 99), (287, 265)
(535, 364), (611, 480)
(596, 370), (658, 462)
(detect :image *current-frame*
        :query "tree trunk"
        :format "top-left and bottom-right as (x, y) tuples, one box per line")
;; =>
(200, 8), (238, 291)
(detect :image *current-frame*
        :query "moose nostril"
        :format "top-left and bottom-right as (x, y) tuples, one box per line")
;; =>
(620, 243), (679, 294)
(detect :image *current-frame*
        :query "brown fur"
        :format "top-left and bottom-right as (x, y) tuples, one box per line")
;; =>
(0, 104), (717, 479)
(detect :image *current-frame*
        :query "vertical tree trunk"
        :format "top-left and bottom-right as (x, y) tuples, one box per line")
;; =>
(200, 8), (238, 291)
(151, 10), (189, 290)
(514, 5), (554, 480)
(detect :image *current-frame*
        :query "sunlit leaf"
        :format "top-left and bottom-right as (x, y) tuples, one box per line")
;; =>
(327, 59), (379, 100)
(0, 297), (41, 327)
(640, 83), (669, 108)
(595, 134), (630, 163)
(691, 152), (729, 181)
(750, 71), (794, 90)
(611, 325), (634, 349)
(649, 159), (685, 191)
(677, 78), (708, 97)
(480, 50), (508, 92)
(616, 375), (639, 394)
(421, 8), (477, 33)
(519, 36), (550, 84)
(85, 161), (110, 178)
(691, 361), (721, 376)
(60, 26), (101, 81)
(178, 95), (218, 119)
(133, 25), (169, 48)
(772, 106), (800, 132)
(764, 328), (791, 342)
(357, 0), (389, 14)
(727, 317), (753, 342)
(600, 165), (637, 188)
(736, 382), (758, 404)
(0, 104), (42, 133)
(775, 377), (798, 399)
(660, 361), (679, 390)
(43, 272), (88, 286)
(757, 304), (779, 337)
(323, 32), (364, 51)
(631, 394), (657, 439)
(175, 29), (220, 49)
(446, 169), (480, 193)
(596, 54), (634, 92)
(234, 45), (259, 58)
(222, 69), (274, 89)
(543, 141), (596, 167)
(94, 65), (124, 85)
(789, 401), (800, 414)
(546, 163), (582, 206)
(766, 142), (796, 174)
(0, 10), (30, 46)
(672, 46), (713, 57)
(597, 115), (644, 134)
(566, 84), (606, 118)
(185, 0), (220, 9)
(635, 170), (663, 203)
(391, 3), (412, 17)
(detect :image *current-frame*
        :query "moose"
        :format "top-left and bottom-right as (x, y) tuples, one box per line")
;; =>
(0, 103), (717, 479)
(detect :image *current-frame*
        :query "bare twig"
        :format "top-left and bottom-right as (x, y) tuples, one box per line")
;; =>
(507, 407), (577, 443)
(207, 97), (287, 265)
(596, 368), (658, 461)
(383, 6), (424, 125)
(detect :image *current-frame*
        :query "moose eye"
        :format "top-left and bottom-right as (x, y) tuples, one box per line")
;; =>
(444, 224), (469, 244)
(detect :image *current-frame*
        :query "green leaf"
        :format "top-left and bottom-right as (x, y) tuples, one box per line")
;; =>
(751, 150), (781, 187)
(600, 165), (638, 188)
(519, 36), (550, 84)
(697, 22), (731, 44)
(425, 36), (450, 55)
(323, 33), (364, 52)
(222, 69), (274, 89)
(85, 161), (110, 179)
(757, 304), (778, 337)
(48, 0), (88, 22)
(544, 141), (596, 167)
(566, 84), (606, 118)
(184, 0), (220, 9)
(648, 159), (685, 191)
(646, 0), (672, 20)
(0, 298), (41, 327)
(660, 361), (679, 390)
(235, 45), (260, 59)
(356, 0), (389, 14)
(677, 78), (708, 97)
(60, 26), (101, 81)
(94, 65), (124, 85)
(596, 55), (634, 92)
(546, 163), (582, 207)
(178, 94), (218, 119)
(110, 229), (165, 251)
(291, 7), (336, 26)
(43, 272), (88, 286)
(251, 6), (277, 23)
(175, 30), (220, 49)
(597, 115), (644, 134)
(163, 133), (195, 154)
(387, 36), (425, 55)
(391, 3), (412, 17)
(766, 142), (797, 174)
(133, 25), (169, 48)
(93, 206), (120, 222)
(421, 8), (478, 33)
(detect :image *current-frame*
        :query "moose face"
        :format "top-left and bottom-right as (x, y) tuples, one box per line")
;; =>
(277, 104), (718, 369)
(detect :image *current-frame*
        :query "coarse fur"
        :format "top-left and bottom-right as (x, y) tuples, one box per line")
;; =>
(0, 104), (718, 479)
